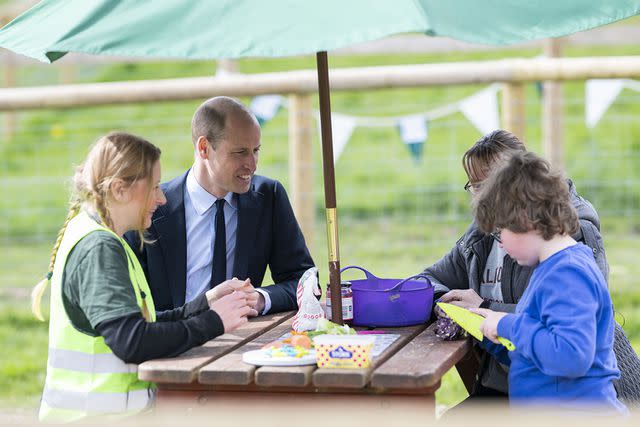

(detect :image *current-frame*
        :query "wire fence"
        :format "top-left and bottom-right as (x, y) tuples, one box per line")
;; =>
(2, 94), (640, 233)
(1, 79), (640, 286)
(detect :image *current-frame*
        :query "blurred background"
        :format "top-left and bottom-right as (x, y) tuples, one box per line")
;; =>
(1, 0), (639, 418)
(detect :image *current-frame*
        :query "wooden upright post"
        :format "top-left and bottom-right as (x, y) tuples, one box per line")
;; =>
(542, 38), (564, 168)
(501, 83), (526, 140)
(60, 64), (76, 85)
(288, 94), (315, 250)
(216, 59), (238, 76)
(2, 14), (17, 142)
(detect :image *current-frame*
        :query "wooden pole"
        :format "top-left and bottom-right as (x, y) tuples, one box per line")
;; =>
(501, 83), (525, 140)
(0, 56), (640, 111)
(542, 38), (564, 168)
(288, 94), (315, 253)
(316, 51), (342, 324)
(1, 15), (17, 142)
(59, 64), (76, 85)
(3, 56), (640, 111)
(216, 59), (238, 76)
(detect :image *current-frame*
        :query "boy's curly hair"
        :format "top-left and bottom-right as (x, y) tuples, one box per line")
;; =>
(473, 151), (579, 240)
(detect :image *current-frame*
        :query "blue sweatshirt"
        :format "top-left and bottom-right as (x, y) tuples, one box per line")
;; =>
(485, 243), (624, 412)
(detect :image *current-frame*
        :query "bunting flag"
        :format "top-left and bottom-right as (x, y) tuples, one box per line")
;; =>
(305, 84), (501, 162)
(397, 115), (428, 162)
(250, 95), (283, 126)
(458, 86), (500, 135)
(585, 79), (626, 129)
(535, 81), (544, 98)
(320, 113), (357, 163)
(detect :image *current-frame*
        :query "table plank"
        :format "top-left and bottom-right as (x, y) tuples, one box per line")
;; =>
(255, 365), (316, 387)
(198, 317), (298, 385)
(370, 323), (472, 389)
(138, 311), (294, 384)
(311, 324), (428, 389)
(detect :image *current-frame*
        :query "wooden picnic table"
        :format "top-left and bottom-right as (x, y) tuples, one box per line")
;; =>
(139, 311), (474, 421)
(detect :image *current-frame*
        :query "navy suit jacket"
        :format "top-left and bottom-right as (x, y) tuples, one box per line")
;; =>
(125, 171), (314, 313)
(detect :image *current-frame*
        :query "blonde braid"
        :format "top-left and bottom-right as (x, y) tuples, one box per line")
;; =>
(31, 200), (82, 321)
(93, 188), (113, 230)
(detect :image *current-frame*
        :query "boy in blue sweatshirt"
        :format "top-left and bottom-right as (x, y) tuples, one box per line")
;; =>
(471, 151), (625, 413)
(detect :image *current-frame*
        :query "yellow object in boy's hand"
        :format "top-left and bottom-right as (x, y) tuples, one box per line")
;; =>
(436, 302), (515, 351)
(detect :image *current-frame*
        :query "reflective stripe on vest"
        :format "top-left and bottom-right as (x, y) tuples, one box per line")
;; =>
(47, 347), (138, 374)
(42, 386), (156, 413)
(40, 211), (156, 422)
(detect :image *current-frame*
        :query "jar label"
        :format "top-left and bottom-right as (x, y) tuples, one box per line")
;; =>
(326, 296), (354, 321)
(343, 296), (353, 321)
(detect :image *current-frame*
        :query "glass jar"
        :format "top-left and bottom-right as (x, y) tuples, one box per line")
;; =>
(325, 281), (353, 324)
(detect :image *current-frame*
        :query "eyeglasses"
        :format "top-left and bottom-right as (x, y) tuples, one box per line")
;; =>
(490, 229), (502, 244)
(463, 181), (482, 193)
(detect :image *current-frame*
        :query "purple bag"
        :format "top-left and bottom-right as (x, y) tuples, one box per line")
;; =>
(341, 266), (433, 327)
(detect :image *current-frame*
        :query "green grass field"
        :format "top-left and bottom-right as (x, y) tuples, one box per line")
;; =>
(1, 44), (640, 413)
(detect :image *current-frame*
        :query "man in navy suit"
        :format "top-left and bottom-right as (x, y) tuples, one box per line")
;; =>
(126, 96), (314, 313)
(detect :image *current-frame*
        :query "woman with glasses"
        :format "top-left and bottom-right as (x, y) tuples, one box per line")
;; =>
(425, 129), (608, 400)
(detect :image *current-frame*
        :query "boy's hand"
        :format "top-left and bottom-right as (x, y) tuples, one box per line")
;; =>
(471, 307), (508, 344)
(439, 289), (484, 309)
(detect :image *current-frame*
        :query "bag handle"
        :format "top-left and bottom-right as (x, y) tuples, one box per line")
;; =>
(340, 265), (379, 280)
(381, 274), (431, 292)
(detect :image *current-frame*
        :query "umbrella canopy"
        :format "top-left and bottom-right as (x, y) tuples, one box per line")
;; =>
(1, 0), (638, 323)
(0, 0), (638, 62)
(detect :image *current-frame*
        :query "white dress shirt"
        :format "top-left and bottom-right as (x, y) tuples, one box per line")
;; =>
(183, 169), (271, 312)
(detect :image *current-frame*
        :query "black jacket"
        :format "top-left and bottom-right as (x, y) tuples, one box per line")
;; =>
(125, 172), (315, 313)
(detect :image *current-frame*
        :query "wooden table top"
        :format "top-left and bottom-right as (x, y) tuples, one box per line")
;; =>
(139, 311), (471, 395)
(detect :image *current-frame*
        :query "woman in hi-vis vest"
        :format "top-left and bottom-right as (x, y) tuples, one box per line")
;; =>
(31, 132), (258, 423)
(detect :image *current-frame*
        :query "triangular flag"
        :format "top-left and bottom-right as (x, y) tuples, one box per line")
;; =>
(459, 86), (500, 135)
(316, 113), (356, 164)
(250, 95), (283, 126)
(398, 115), (428, 162)
(585, 79), (625, 129)
(406, 142), (424, 163)
(535, 81), (544, 98)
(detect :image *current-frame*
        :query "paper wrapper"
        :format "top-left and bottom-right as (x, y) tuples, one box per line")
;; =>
(291, 267), (324, 332)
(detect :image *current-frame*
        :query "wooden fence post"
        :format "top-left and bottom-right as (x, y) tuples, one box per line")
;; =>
(60, 64), (76, 85)
(501, 83), (526, 140)
(542, 38), (564, 169)
(216, 59), (238, 76)
(1, 14), (17, 142)
(288, 94), (315, 250)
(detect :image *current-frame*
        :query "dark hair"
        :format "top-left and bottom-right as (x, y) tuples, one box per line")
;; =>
(462, 129), (526, 184)
(191, 96), (257, 149)
(473, 151), (579, 240)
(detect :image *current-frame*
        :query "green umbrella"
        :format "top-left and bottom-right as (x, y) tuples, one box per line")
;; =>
(1, 0), (638, 62)
(1, 0), (638, 323)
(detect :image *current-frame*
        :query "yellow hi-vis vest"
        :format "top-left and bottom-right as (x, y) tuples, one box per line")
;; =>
(39, 211), (157, 423)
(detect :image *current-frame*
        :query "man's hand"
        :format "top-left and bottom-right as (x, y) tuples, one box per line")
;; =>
(210, 291), (258, 333)
(253, 292), (265, 316)
(205, 277), (265, 317)
(206, 278), (252, 306)
(471, 307), (508, 344)
(439, 289), (484, 309)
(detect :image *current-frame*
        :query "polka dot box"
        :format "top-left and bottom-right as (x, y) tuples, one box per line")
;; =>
(313, 335), (375, 369)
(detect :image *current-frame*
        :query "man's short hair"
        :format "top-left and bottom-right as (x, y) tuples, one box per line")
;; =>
(191, 96), (257, 149)
(462, 129), (527, 183)
(473, 151), (579, 240)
